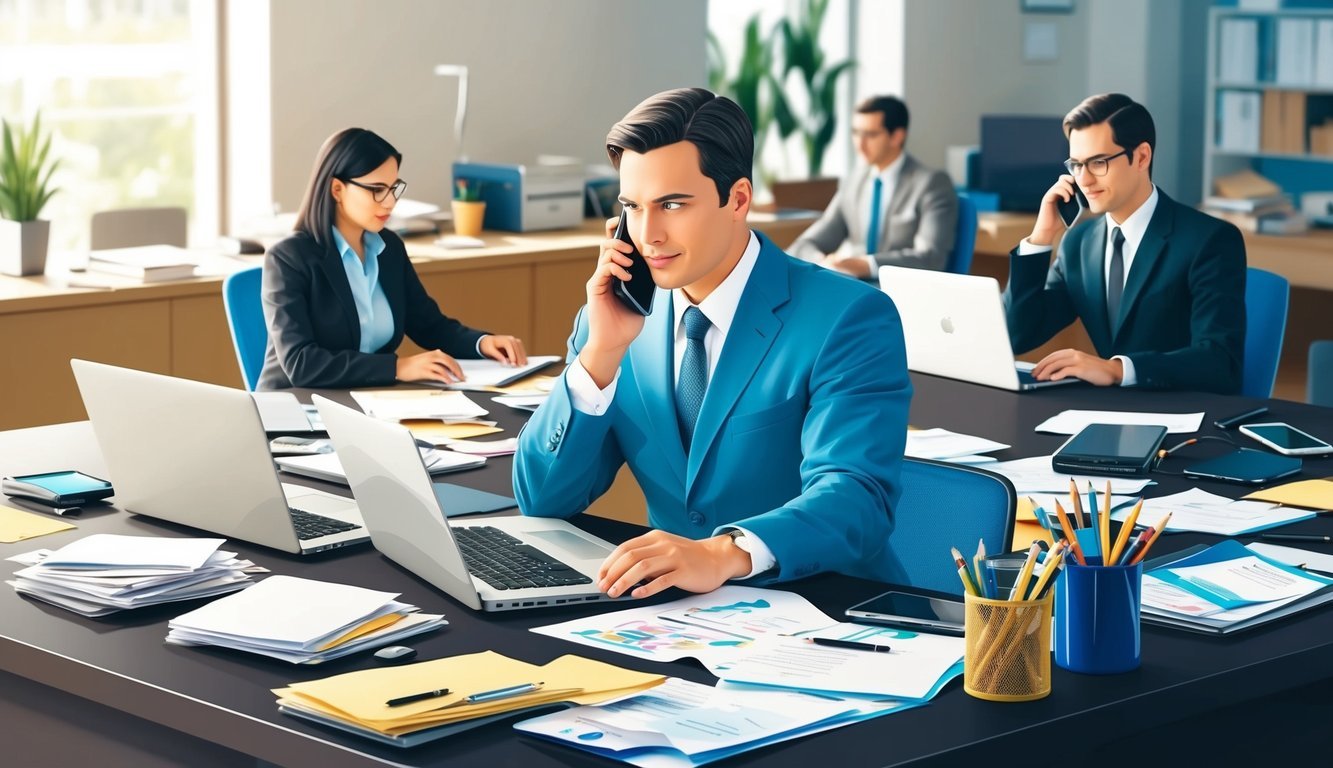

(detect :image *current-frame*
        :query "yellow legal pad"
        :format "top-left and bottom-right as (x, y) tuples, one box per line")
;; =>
(274, 651), (664, 737)
(402, 420), (503, 441)
(1244, 477), (1333, 510)
(0, 504), (76, 543)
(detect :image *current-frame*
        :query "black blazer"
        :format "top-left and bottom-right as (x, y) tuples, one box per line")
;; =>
(257, 229), (486, 390)
(1002, 190), (1247, 394)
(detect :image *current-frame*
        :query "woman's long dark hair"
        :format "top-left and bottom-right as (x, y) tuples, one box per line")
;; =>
(294, 128), (402, 249)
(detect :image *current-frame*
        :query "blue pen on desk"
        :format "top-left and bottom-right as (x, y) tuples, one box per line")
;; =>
(462, 681), (544, 704)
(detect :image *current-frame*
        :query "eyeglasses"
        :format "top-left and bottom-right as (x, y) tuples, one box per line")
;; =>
(344, 179), (407, 203)
(1063, 150), (1129, 178)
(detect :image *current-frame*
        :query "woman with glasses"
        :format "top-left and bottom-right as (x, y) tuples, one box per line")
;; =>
(257, 127), (528, 389)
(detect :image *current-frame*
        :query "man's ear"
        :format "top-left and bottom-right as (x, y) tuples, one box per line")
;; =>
(1134, 141), (1152, 173)
(728, 177), (752, 220)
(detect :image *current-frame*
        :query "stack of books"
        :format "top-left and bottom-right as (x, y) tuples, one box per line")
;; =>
(87, 245), (197, 282)
(6, 534), (256, 617)
(1204, 170), (1306, 235)
(166, 574), (446, 664)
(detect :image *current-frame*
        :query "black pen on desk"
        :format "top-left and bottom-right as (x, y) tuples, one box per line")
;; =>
(1259, 533), (1333, 543)
(385, 687), (449, 707)
(804, 637), (892, 653)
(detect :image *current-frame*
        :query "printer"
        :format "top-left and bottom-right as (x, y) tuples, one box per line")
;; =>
(452, 161), (585, 232)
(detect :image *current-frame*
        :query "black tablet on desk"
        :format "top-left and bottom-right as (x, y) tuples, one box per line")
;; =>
(1052, 423), (1168, 476)
(1183, 448), (1303, 485)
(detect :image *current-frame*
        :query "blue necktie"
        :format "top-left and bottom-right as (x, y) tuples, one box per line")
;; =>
(866, 176), (884, 255)
(1107, 227), (1125, 328)
(676, 306), (712, 447)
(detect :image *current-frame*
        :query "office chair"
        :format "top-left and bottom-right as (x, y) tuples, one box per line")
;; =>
(90, 207), (188, 250)
(885, 457), (1016, 595)
(1242, 267), (1289, 399)
(945, 193), (977, 275)
(1309, 341), (1333, 407)
(222, 266), (266, 391)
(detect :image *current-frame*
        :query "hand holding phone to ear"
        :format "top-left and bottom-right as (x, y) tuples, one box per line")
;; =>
(579, 216), (649, 388)
(1028, 174), (1082, 248)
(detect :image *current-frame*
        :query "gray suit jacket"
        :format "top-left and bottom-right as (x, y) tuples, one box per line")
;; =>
(790, 154), (959, 272)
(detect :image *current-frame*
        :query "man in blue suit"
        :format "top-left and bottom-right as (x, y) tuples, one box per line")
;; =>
(513, 88), (912, 599)
(1004, 93), (1246, 393)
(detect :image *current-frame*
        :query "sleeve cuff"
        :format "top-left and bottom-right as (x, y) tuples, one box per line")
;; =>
(475, 335), (488, 357)
(1016, 238), (1054, 256)
(1114, 355), (1137, 387)
(566, 357), (619, 415)
(862, 254), (878, 275)
(721, 526), (778, 579)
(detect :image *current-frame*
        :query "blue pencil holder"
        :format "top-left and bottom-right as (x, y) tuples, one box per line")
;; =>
(1054, 557), (1143, 675)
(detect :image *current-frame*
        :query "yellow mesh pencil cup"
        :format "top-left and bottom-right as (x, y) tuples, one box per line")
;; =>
(963, 591), (1053, 702)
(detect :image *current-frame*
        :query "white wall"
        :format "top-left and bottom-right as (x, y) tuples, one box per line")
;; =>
(230, 0), (706, 229)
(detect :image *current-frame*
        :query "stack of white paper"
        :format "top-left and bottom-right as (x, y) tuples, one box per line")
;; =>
(1034, 410), (1204, 435)
(905, 428), (1009, 464)
(166, 574), (446, 664)
(433, 356), (561, 391)
(275, 446), (485, 485)
(5, 534), (258, 617)
(988, 456), (1154, 495)
(349, 389), (488, 422)
(1110, 488), (1313, 536)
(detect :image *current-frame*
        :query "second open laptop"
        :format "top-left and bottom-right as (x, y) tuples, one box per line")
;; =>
(312, 395), (619, 612)
(70, 360), (368, 554)
(878, 265), (1078, 392)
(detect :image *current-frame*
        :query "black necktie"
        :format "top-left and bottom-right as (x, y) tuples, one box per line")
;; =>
(1107, 227), (1125, 328)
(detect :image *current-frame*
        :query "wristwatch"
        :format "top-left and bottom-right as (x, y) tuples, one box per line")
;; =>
(726, 528), (755, 554)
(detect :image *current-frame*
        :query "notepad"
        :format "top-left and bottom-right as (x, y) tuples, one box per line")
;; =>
(0, 504), (76, 543)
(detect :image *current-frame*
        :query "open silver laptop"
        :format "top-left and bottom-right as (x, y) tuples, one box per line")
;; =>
(878, 265), (1078, 392)
(70, 360), (368, 554)
(312, 395), (619, 612)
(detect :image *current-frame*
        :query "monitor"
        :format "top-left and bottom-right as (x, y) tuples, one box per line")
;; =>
(978, 115), (1068, 212)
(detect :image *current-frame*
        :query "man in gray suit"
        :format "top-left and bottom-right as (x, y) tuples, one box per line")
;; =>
(790, 95), (959, 278)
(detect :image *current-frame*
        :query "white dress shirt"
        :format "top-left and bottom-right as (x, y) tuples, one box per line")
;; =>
(565, 232), (777, 578)
(1017, 185), (1160, 386)
(858, 153), (907, 272)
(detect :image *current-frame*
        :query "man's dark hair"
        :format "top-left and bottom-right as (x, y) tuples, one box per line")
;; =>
(1063, 93), (1155, 177)
(606, 87), (752, 207)
(295, 127), (402, 248)
(856, 95), (909, 134)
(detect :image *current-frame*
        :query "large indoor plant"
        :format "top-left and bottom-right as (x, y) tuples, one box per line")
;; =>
(771, 0), (855, 180)
(0, 112), (60, 276)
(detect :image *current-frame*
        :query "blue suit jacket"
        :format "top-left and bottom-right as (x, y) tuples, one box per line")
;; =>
(513, 233), (913, 584)
(1002, 190), (1247, 393)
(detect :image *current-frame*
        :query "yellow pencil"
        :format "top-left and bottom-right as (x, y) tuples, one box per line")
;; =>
(1028, 545), (1066, 600)
(1100, 480), (1113, 564)
(1052, 499), (1086, 566)
(1009, 542), (1043, 601)
(1069, 478), (1084, 527)
(1129, 511), (1173, 565)
(1108, 498), (1144, 565)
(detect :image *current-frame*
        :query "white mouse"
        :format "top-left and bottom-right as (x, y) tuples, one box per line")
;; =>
(373, 645), (417, 662)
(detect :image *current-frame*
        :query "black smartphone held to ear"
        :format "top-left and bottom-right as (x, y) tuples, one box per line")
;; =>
(611, 213), (655, 316)
(1057, 184), (1088, 228)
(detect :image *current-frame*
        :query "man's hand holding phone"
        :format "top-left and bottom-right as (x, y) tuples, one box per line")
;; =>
(1028, 174), (1084, 248)
(580, 216), (649, 388)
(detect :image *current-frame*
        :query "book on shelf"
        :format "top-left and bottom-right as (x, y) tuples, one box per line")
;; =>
(1276, 18), (1317, 87)
(87, 245), (197, 282)
(1217, 90), (1262, 153)
(1203, 194), (1290, 213)
(1218, 17), (1259, 84)
(1212, 170), (1282, 200)
(1318, 20), (1333, 88)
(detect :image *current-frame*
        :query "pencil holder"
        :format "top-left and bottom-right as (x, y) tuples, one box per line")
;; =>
(963, 592), (1052, 702)
(1054, 558), (1143, 674)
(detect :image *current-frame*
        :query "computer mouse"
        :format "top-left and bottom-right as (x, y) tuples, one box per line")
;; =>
(373, 645), (417, 662)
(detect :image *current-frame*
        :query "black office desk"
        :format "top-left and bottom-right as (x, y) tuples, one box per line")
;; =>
(3, 377), (1333, 767)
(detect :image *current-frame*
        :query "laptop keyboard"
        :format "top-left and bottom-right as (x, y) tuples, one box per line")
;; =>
(290, 508), (363, 541)
(453, 525), (593, 591)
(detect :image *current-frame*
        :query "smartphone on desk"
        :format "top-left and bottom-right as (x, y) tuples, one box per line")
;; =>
(1239, 422), (1333, 456)
(845, 588), (965, 636)
(611, 213), (656, 316)
(1057, 184), (1088, 228)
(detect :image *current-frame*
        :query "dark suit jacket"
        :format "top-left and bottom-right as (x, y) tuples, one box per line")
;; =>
(1002, 190), (1247, 394)
(257, 229), (486, 390)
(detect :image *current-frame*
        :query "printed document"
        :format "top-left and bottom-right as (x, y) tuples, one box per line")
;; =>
(1035, 409), (1204, 435)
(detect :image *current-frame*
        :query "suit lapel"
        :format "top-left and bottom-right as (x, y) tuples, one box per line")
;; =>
(317, 238), (363, 345)
(887, 155), (916, 219)
(686, 237), (787, 490)
(628, 287), (686, 486)
(377, 246), (405, 348)
(1080, 222), (1112, 348)
(1113, 192), (1174, 340)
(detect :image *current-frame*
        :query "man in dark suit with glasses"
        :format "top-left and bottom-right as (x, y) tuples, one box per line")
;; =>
(1003, 93), (1246, 394)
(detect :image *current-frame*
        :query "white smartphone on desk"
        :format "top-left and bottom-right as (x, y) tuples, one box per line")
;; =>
(1239, 422), (1333, 456)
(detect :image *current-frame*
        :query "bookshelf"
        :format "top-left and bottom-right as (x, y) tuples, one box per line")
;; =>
(1205, 7), (1333, 210)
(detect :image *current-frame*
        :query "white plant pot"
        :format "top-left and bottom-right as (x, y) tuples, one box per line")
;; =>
(0, 218), (50, 277)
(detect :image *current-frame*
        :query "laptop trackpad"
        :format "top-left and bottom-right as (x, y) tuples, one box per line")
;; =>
(527, 529), (612, 560)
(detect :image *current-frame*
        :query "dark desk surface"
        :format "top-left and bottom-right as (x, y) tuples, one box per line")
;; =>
(3, 377), (1333, 767)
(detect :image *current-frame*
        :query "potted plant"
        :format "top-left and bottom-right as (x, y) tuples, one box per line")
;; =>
(0, 112), (60, 276)
(451, 178), (485, 238)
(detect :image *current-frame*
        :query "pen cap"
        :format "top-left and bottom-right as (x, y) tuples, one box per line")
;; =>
(1054, 558), (1143, 675)
(963, 592), (1052, 702)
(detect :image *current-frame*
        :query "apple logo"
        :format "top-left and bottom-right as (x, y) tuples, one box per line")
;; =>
(940, 317), (955, 334)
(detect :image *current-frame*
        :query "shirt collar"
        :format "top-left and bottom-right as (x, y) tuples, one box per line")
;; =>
(872, 153), (906, 184)
(1103, 185), (1158, 252)
(330, 226), (386, 272)
(672, 230), (761, 340)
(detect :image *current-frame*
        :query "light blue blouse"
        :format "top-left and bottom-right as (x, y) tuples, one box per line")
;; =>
(331, 227), (395, 354)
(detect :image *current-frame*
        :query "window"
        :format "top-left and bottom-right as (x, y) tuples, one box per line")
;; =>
(0, 0), (219, 250)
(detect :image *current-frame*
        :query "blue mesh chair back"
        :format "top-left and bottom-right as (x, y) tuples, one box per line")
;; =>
(945, 194), (978, 275)
(222, 266), (266, 391)
(1242, 267), (1288, 399)
(884, 458), (1016, 595)
(1310, 340), (1333, 407)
